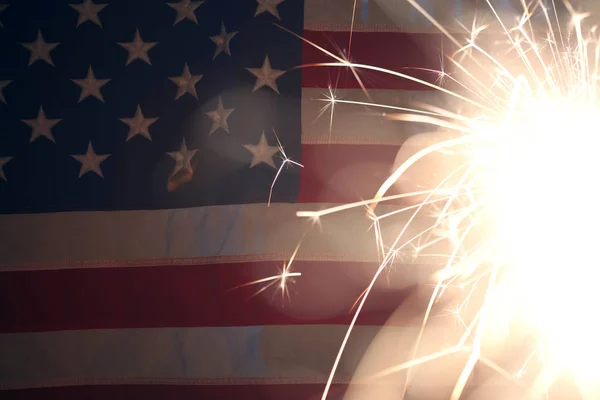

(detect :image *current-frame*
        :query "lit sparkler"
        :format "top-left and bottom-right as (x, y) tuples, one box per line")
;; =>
(287, 0), (600, 399)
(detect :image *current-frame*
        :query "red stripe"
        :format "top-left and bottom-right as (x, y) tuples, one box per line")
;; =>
(0, 261), (437, 333)
(2, 384), (349, 400)
(298, 144), (401, 203)
(3, 381), (581, 399)
(302, 30), (450, 89)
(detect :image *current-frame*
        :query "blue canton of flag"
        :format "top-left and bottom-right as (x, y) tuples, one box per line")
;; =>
(0, 0), (303, 213)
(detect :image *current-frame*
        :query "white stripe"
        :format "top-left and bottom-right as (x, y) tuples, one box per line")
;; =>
(0, 203), (439, 271)
(0, 325), (375, 389)
(302, 88), (454, 145)
(0, 322), (465, 390)
(304, 0), (459, 33)
(304, 0), (563, 33)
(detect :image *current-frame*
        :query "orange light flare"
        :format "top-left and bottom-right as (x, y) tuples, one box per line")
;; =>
(278, 0), (600, 399)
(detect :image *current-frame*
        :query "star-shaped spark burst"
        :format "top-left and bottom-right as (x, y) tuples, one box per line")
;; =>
(455, 18), (489, 63)
(230, 238), (303, 306)
(21, 30), (59, 67)
(315, 86), (340, 137)
(71, 66), (111, 102)
(210, 22), (237, 59)
(70, 0), (107, 27)
(255, 0), (285, 20)
(168, 0), (203, 25)
(118, 29), (157, 66)
(21, 106), (62, 143)
(169, 63), (202, 100)
(245, 55), (285, 94)
(71, 141), (111, 178)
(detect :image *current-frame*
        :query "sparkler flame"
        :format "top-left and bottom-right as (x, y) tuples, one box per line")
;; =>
(283, 0), (600, 398)
(236, 0), (600, 398)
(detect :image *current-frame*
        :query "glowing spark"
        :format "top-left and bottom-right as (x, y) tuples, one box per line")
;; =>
(268, 129), (303, 207)
(274, 22), (373, 101)
(230, 236), (304, 305)
(314, 86), (338, 139)
(230, 264), (301, 304)
(440, 303), (469, 332)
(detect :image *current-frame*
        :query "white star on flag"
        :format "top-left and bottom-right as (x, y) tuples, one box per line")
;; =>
(0, 156), (12, 182)
(71, 66), (111, 102)
(118, 29), (157, 66)
(0, 80), (11, 104)
(21, 30), (59, 67)
(120, 105), (158, 141)
(169, 63), (202, 100)
(243, 132), (279, 168)
(255, 0), (285, 20)
(21, 106), (62, 143)
(70, 0), (107, 28)
(168, 0), (203, 25)
(246, 55), (285, 94)
(210, 22), (237, 59)
(206, 97), (234, 135)
(71, 141), (111, 178)
(167, 138), (199, 175)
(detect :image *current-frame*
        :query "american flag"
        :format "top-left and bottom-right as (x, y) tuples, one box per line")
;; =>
(0, 0), (529, 399)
